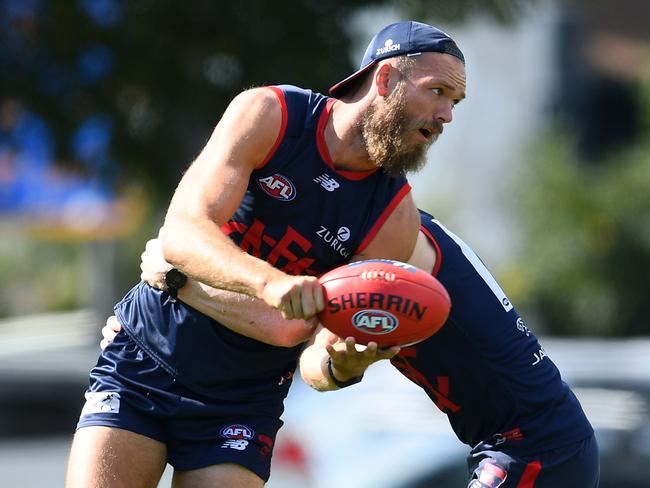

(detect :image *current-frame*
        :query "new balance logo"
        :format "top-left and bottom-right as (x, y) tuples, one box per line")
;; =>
(221, 439), (249, 450)
(314, 173), (340, 192)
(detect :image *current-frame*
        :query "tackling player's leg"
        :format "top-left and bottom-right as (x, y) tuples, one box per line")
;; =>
(66, 426), (167, 488)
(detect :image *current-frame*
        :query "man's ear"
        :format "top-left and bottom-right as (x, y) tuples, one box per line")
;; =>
(374, 63), (392, 97)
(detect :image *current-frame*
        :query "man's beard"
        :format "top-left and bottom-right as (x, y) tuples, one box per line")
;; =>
(358, 83), (436, 177)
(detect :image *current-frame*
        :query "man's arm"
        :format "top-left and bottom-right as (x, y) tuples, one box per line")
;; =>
(159, 87), (323, 321)
(138, 237), (317, 347)
(103, 197), (422, 357)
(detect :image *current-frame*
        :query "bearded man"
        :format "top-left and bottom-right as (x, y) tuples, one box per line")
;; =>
(66, 21), (466, 488)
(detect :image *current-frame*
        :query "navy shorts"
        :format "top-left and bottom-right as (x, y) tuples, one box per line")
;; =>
(76, 330), (283, 482)
(467, 434), (600, 487)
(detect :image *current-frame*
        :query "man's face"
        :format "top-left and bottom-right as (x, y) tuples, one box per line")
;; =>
(360, 53), (466, 177)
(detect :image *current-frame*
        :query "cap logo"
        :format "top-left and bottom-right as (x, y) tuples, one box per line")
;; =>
(376, 39), (401, 56)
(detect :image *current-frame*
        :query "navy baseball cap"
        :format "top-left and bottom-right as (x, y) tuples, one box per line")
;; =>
(329, 20), (465, 97)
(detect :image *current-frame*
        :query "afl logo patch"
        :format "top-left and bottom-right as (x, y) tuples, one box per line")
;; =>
(257, 174), (296, 201)
(352, 310), (399, 335)
(220, 424), (254, 440)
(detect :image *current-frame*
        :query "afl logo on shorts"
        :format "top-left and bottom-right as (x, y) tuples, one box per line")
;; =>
(352, 310), (399, 335)
(257, 174), (296, 201)
(220, 424), (254, 440)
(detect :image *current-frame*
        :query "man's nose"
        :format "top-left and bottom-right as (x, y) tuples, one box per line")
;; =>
(436, 100), (454, 124)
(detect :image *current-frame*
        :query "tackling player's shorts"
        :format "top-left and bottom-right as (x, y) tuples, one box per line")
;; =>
(75, 330), (283, 482)
(467, 433), (599, 487)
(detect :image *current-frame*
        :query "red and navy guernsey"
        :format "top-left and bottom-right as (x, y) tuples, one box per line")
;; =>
(114, 85), (411, 416)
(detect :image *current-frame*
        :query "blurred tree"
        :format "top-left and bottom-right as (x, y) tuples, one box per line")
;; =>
(513, 77), (650, 336)
(0, 0), (533, 204)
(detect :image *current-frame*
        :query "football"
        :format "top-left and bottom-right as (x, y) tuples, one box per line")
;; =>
(317, 259), (451, 347)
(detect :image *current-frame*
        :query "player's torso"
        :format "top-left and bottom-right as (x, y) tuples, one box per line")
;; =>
(117, 86), (408, 405)
(224, 85), (409, 276)
(391, 210), (593, 453)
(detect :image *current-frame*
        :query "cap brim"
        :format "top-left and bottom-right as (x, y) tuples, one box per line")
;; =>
(328, 61), (378, 97)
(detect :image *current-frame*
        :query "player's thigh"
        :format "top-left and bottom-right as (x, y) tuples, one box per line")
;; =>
(172, 462), (264, 488)
(66, 425), (167, 488)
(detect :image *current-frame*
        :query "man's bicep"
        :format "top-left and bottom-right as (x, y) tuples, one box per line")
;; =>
(166, 87), (284, 225)
(352, 190), (420, 262)
(406, 231), (436, 273)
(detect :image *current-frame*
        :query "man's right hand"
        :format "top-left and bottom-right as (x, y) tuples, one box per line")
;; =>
(261, 274), (325, 321)
(100, 315), (122, 350)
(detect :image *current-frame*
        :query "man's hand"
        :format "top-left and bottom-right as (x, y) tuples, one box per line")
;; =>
(326, 336), (401, 383)
(261, 274), (325, 321)
(100, 316), (122, 350)
(140, 237), (173, 290)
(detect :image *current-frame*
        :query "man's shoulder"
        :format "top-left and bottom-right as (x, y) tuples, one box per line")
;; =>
(272, 84), (325, 97)
(270, 85), (329, 109)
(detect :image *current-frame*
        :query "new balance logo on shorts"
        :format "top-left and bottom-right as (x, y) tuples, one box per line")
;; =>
(220, 423), (254, 450)
(221, 439), (249, 450)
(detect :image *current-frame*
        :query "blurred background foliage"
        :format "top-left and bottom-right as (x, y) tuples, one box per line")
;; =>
(513, 78), (650, 336)
(1, 0), (531, 201)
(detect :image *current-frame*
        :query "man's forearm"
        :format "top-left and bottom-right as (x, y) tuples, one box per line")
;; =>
(177, 279), (315, 347)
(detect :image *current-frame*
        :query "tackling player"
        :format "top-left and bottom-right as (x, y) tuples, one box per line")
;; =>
(302, 209), (600, 487)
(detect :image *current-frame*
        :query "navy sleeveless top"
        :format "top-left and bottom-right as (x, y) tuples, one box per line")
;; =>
(391, 210), (593, 453)
(115, 85), (410, 416)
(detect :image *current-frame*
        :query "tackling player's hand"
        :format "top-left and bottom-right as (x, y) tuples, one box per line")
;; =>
(140, 237), (173, 290)
(326, 337), (400, 382)
(100, 315), (122, 350)
(261, 274), (325, 321)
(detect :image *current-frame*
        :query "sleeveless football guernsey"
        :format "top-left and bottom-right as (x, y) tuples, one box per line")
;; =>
(114, 85), (411, 416)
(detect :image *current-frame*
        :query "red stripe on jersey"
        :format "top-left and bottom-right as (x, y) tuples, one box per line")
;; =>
(316, 98), (378, 180)
(354, 183), (412, 254)
(221, 221), (249, 238)
(419, 224), (443, 277)
(517, 460), (541, 488)
(256, 86), (289, 169)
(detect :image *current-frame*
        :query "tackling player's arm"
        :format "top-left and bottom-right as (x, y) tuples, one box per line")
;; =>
(159, 87), (323, 321)
(130, 237), (317, 347)
(100, 287), (316, 349)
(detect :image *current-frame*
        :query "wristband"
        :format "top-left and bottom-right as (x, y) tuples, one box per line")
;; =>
(165, 268), (187, 299)
(326, 357), (364, 389)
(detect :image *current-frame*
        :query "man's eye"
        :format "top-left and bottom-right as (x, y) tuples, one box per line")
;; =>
(431, 88), (443, 96)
